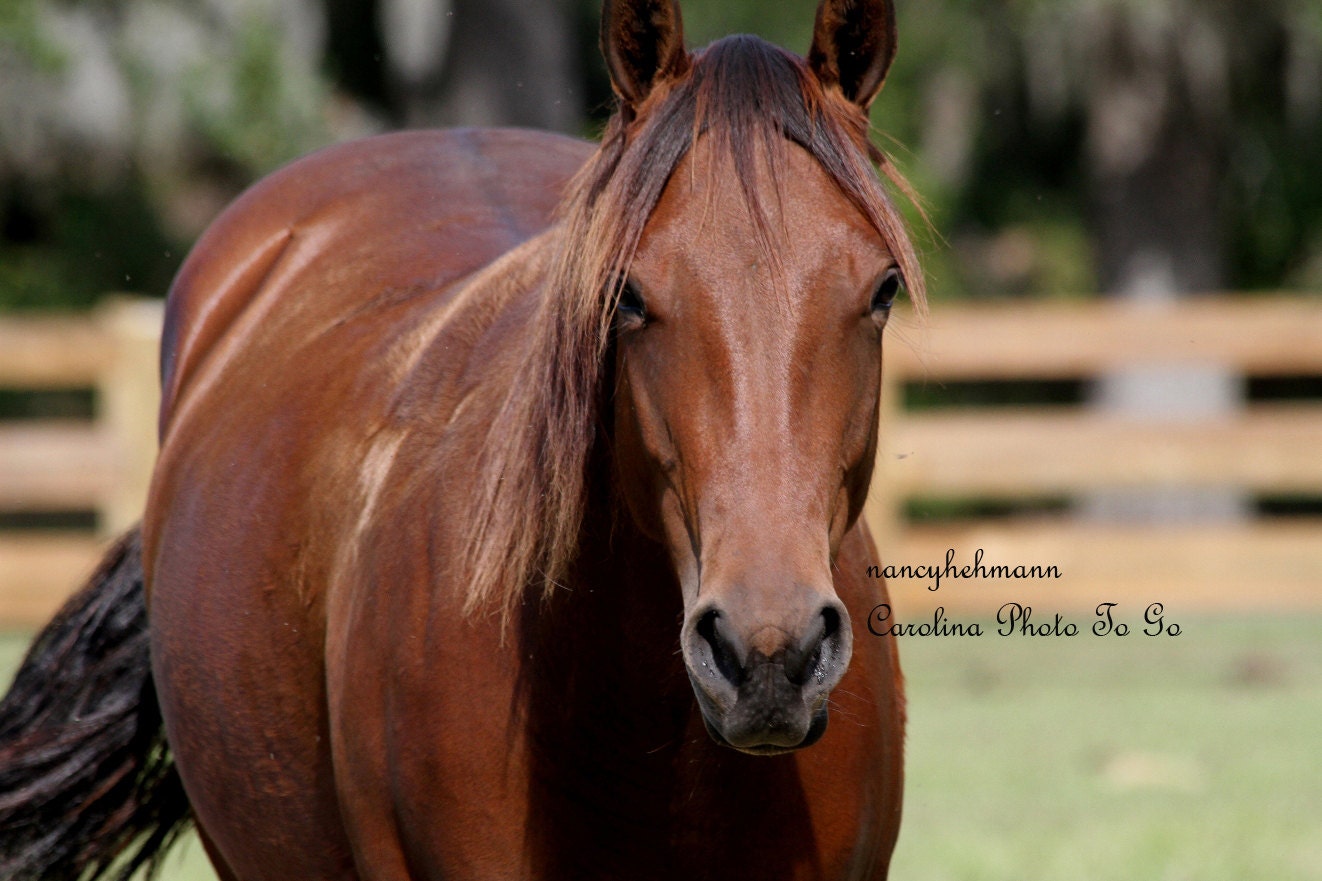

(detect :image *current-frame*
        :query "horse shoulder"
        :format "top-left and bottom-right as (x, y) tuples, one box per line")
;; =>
(157, 128), (592, 438)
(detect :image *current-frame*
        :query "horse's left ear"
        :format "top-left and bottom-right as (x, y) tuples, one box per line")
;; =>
(601, 0), (689, 111)
(807, 0), (898, 110)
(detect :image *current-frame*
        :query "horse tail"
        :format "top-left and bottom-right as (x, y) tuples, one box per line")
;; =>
(0, 526), (191, 881)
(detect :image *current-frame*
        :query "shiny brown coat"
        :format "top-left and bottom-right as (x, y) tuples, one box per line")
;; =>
(142, 2), (920, 879)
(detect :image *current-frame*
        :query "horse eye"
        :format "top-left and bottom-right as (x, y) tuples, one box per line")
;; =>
(871, 269), (903, 314)
(614, 278), (647, 325)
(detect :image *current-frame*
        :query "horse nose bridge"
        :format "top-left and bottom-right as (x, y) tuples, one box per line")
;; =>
(694, 492), (832, 574)
(686, 339), (818, 468)
(693, 530), (841, 636)
(690, 434), (841, 558)
(719, 399), (820, 482)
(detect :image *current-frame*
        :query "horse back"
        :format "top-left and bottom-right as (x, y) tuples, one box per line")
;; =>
(157, 128), (592, 437)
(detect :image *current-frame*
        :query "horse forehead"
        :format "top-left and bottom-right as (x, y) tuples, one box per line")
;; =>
(641, 137), (876, 266)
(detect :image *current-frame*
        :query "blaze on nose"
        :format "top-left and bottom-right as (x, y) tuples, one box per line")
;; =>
(682, 593), (853, 754)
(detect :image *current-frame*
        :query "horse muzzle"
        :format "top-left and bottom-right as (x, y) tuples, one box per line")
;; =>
(680, 594), (853, 755)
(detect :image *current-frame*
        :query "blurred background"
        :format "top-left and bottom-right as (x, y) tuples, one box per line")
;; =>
(1, 0), (1321, 879)
(2, 0), (1321, 308)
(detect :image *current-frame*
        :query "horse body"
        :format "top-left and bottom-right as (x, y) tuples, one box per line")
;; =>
(145, 124), (905, 881)
(1, 2), (922, 879)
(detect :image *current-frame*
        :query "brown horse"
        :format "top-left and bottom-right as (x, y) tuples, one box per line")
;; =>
(0, 0), (926, 878)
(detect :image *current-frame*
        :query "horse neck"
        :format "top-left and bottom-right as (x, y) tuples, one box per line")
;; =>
(515, 447), (695, 743)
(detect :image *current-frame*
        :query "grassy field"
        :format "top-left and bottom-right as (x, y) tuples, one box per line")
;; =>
(3, 615), (1320, 880)
(890, 614), (1322, 881)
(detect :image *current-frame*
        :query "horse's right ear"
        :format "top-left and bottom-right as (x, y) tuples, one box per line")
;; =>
(601, 0), (689, 112)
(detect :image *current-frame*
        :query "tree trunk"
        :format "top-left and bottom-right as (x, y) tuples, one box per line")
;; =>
(389, 0), (583, 134)
(1082, 2), (1246, 524)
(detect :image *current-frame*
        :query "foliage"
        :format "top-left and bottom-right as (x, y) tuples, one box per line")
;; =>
(0, 0), (353, 311)
(0, 0), (64, 74)
(1, 0), (1319, 312)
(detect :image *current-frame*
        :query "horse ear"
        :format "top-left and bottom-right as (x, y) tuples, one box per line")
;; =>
(600, 0), (689, 110)
(807, 0), (898, 110)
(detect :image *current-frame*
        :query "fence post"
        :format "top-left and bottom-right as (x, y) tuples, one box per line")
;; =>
(96, 298), (162, 537)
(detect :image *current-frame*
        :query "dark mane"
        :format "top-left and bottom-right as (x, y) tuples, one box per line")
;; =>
(459, 34), (926, 620)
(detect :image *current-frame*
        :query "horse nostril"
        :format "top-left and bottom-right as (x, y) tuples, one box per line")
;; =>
(787, 605), (844, 686)
(821, 605), (841, 643)
(696, 608), (745, 688)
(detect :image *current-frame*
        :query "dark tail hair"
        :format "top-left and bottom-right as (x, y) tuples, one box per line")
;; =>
(0, 527), (192, 881)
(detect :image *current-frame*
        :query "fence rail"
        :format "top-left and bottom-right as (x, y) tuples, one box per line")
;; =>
(0, 299), (160, 627)
(1, 295), (1319, 627)
(868, 294), (1322, 614)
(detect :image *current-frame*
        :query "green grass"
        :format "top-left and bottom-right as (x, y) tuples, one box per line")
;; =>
(4, 616), (1320, 880)
(889, 615), (1322, 881)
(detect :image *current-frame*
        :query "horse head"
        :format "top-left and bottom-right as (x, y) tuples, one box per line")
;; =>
(599, 0), (922, 754)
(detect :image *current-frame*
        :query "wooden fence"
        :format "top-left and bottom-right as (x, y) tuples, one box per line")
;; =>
(0, 300), (160, 627)
(1, 295), (1319, 628)
(868, 295), (1322, 615)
